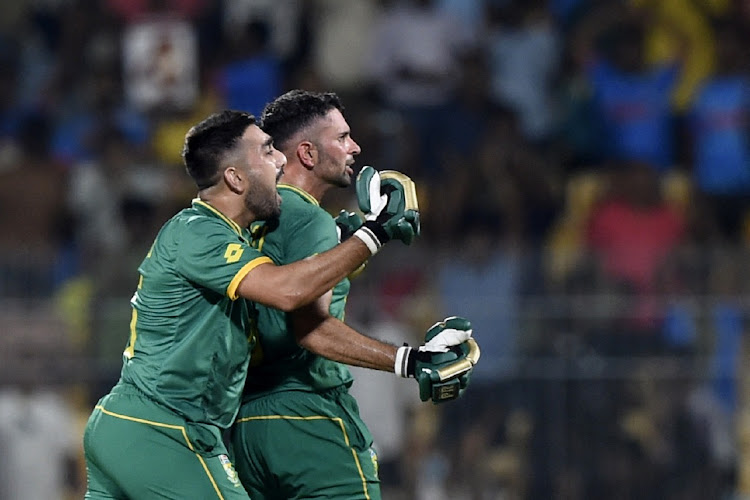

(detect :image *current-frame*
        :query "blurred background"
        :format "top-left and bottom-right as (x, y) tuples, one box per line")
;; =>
(2, 0), (750, 498)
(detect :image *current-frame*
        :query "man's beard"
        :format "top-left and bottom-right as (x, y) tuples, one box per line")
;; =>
(317, 149), (352, 188)
(245, 181), (281, 220)
(329, 172), (352, 189)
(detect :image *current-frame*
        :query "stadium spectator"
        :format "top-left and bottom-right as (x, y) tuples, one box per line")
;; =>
(629, 0), (726, 113)
(212, 20), (281, 117)
(219, 0), (304, 66)
(484, 0), (562, 143)
(0, 364), (81, 500)
(572, 2), (682, 171)
(687, 19), (750, 243)
(368, 0), (476, 179)
(584, 161), (686, 354)
(0, 113), (67, 298)
(307, 0), (381, 95)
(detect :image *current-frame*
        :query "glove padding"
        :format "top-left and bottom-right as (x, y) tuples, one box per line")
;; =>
(334, 209), (363, 242)
(421, 318), (473, 352)
(395, 316), (480, 404)
(355, 166), (420, 248)
(417, 340), (477, 403)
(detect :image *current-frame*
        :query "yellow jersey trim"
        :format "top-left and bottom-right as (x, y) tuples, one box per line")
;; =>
(226, 256), (273, 300)
(278, 184), (319, 206)
(123, 309), (138, 359)
(235, 414), (370, 500)
(93, 405), (226, 500)
(193, 198), (243, 236)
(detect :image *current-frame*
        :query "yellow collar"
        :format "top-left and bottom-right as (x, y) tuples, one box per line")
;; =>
(278, 184), (319, 206)
(192, 198), (243, 235)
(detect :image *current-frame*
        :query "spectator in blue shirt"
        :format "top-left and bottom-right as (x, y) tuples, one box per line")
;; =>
(688, 20), (750, 241)
(572, 3), (681, 171)
(213, 20), (281, 117)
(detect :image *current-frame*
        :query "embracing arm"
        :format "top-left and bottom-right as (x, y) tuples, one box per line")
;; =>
(235, 236), (371, 312)
(236, 167), (420, 311)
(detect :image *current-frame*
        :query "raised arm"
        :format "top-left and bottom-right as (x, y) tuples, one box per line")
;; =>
(237, 166), (420, 312)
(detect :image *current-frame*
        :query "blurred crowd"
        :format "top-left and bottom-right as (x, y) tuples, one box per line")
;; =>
(2, 0), (750, 498)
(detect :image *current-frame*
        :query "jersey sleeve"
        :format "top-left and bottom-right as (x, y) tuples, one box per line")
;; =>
(176, 217), (271, 299)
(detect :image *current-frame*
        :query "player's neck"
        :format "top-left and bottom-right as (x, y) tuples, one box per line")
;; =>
(197, 191), (254, 228)
(279, 169), (329, 203)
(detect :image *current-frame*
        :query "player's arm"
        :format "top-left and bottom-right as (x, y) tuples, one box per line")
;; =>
(291, 295), (480, 403)
(236, 166), (419, 312)
(236, 236), (371, 312)
(292, 293), (398, 371)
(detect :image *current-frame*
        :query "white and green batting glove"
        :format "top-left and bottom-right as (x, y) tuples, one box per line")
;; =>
(395, 316), (481, 404)
(353, 166), (420, 253)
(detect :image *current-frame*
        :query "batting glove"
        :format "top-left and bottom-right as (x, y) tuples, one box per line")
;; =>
(334, 209), (363, 243)
(395, 316), (481, 403)
(353, 166), (420, 254)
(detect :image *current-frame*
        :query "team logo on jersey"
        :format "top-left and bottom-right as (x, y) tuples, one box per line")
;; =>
(224, 243), (244, 263)
(369, 448), (379, 478)
(219, 454), (241, 487)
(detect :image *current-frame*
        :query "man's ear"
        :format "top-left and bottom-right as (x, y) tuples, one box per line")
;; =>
(223, 167), (244, 194)
(297, 141), (316, 170)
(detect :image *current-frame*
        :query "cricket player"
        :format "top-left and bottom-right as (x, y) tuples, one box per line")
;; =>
(229, 91), (478, 500)
(82, 110), (420, 499)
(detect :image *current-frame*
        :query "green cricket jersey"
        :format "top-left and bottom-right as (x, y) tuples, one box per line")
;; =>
(242, 184), (353, 400)
(120, 198), (271, 429)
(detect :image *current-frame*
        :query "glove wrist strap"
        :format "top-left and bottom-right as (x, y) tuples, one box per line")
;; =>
(364, 220), (389, 243)
(353, 222), (388, 255)
(395, 345), (412, 378)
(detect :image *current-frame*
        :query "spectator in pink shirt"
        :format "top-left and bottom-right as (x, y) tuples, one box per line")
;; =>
(584, 161), (686, 352)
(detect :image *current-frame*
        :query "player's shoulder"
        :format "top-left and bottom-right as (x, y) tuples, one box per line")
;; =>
(278, 187), (332, 223)
(166, 207), (246, 245)
(259, 190), (337, 255)
(278, 185), (319, 207)
(173, 208), (223, 231)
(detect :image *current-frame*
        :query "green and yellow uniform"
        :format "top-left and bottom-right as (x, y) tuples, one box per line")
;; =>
(231, 185), (381, 500)
(84, 199), (270, 500)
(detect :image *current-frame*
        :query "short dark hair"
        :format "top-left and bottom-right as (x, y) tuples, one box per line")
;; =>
(260, 90), (343, 151)
(182, 110), (256, 190)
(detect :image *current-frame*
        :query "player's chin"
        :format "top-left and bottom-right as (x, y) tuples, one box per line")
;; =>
(336, 174), (353, 188)
(271, 196), (282, 218)
(256, 198), (282, 221)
